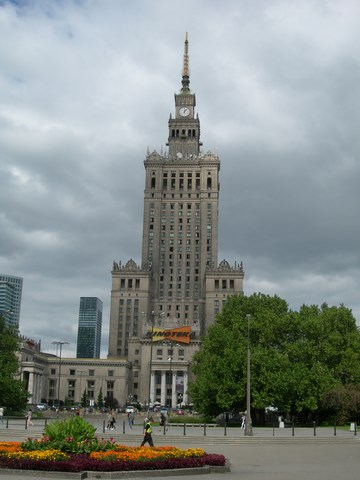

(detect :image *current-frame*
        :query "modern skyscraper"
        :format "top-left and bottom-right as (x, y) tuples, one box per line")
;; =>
(0, 274), (23, 329)
(108, 35), (244, 406)
(76, 297), (103, 359)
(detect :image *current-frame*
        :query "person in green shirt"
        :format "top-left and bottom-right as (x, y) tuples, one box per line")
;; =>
(140, 417), (154, 447)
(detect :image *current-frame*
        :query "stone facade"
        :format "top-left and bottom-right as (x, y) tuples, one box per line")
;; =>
(19, 338), (131, 407)
(108, 35), (244, 408)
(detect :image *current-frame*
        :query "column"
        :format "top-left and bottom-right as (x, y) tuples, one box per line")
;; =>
(150, 372), (155, 404)
(160, 371), (166, 406)
(39, 374), (44, 403)
(28, 371), (34, 400)
(33, 373), (39, 403)
(171, 372), (177, 407)
(183, 371), (188, 404)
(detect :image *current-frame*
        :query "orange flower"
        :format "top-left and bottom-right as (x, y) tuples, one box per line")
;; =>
(0, 442), (21, 454)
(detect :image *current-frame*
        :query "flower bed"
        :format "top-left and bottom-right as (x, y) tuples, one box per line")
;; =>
(0, 441), (225, 473)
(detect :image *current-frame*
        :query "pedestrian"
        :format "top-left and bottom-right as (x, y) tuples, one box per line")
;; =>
(109, 413), (116, 430)
(241, 414), (246, 429)
(140, 416), (154, 447)
(128, 410), (134, 429)
(25, 409), (34, 427)
(0, 406), (3, 424)
(106, 411), (113, 429)
(159, 412), (166, 431)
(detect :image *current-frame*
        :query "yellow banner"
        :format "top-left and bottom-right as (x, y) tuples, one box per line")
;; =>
(151, 326), (192, 344)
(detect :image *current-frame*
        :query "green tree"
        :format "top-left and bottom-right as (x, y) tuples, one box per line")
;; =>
(81, 389), (88, 408)
(188, 294), (360, 423)
(0, 316), (29, 413)
(97, 387), (103, 409)
(321, 384), (360, 424)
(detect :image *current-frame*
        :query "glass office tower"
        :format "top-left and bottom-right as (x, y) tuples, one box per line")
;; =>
(76, 297), (103, 358)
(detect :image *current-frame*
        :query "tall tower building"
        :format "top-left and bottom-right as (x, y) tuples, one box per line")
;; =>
(76, 297), (103, 359)
(108, 35), (244, 407)
(0, 274), (23, 329)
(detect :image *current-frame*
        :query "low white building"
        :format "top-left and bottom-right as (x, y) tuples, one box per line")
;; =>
(19, 338), (132, 408)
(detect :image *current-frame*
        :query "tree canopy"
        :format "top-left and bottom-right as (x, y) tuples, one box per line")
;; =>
(188, 294), (360, 423)
(0, 316), (29, 413)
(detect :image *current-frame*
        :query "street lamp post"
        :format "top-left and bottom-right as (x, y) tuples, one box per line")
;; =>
(163, 340), (175, 408)
(143, 311), (164, 413)
(245, 314), (253, 436)
(52, 341), (69, 417)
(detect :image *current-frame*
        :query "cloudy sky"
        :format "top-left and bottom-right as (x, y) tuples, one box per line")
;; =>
(1, 0), (359, 358)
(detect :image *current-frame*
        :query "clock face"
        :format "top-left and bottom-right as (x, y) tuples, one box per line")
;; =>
(179, 107), (190, 117)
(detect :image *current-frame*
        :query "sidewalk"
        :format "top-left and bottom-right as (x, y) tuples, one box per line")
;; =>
(1, 416), (357, 440)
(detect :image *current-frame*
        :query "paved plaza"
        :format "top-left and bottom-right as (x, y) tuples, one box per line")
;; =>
(0, 415), (359, 480)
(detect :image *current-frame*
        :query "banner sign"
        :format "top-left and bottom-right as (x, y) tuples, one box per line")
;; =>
(148, 326), (192, 344)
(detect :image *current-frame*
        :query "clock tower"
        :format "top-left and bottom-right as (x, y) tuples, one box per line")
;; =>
(167, 32), (202, 159)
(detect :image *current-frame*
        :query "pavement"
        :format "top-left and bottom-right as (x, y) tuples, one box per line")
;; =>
(0, 415), (359, 480)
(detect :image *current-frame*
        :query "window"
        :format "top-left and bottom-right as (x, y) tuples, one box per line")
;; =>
(51, 369), (56, 375)
(108, 370), (114, 377)
(70, 369), (75, 376)
(89, 370), (95, 376)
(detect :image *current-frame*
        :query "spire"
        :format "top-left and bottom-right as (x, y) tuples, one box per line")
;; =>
(181, 32), (190, 93)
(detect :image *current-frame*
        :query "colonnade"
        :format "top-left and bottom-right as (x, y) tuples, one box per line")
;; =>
(23, 370), (44, 405)
(149, 369), (188, 407)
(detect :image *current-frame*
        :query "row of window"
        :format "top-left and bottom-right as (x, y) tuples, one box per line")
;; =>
(50, 368), (115, 377)
(170, 129), (197, 138)
(48, 379), (115, 401)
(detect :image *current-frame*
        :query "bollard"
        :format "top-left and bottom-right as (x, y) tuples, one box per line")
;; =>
(6, 418), (9, 429)
(204, 423), (207, 436)
(334, 418), (336, 436)
(183, 422), (186, 436)
(273, 422), (276, 436)
(292, 422), (295, 437)
(313, 421), (316, 436)
(103, 419), (105, 433)
(163, 424), (166, 435)
(224, 422), (227, 436)
(123, 420), (125, 434)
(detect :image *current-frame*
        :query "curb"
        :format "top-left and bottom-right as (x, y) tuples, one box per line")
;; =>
(0, 463), (231, 479)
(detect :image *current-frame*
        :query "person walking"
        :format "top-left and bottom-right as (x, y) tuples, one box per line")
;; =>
(159, 412), (166, 431)
(241, 414), (246, 429)
(106, 411), (115, 429)
(128, 410), (134, 429)
(25, 409), (33, 427)
(140, 417), (154, 447)
(0, 407), (4, 424)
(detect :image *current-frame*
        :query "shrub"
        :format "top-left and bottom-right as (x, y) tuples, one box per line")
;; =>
(21, 416), (116, 454)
